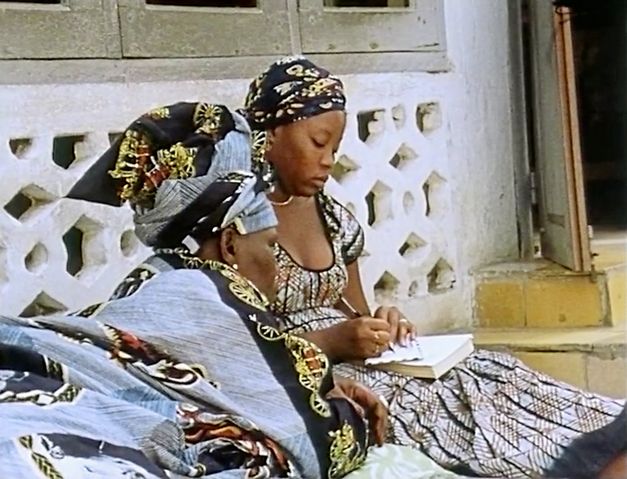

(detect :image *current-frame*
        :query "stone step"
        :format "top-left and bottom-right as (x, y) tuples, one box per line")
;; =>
(473, 259), (626, 328)
(592, 236), (626, 325)
(606, 266), (626, 325)
(474, 326), (626, 399)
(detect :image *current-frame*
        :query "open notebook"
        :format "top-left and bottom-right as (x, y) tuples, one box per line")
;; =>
(364, 334), (474, 379)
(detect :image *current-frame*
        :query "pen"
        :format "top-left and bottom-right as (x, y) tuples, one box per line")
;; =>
(339, 296), (363, 319)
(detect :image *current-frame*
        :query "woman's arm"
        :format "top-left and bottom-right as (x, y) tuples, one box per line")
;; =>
(336, 261), (371, 317)
(337, 260), (417, 345)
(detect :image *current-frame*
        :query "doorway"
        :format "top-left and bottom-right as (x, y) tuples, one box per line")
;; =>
(522, 0), (626, 270)
(569, 2), (627, 229)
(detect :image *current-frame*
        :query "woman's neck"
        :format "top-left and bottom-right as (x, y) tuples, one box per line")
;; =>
(268, 183), (313, 208)
(195, 239), (222, 262)
(268, 183), (291, 203)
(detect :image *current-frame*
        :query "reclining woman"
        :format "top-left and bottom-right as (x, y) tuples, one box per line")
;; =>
(0, 105), (375, 479)
(240, 56), (625, 478)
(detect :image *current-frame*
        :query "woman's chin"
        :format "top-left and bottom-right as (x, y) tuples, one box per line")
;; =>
(291, 188), (318, 198)
(301, 181), (327, 196)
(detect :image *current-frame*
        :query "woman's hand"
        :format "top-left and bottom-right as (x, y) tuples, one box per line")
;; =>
(373, 306), (417, 346)
(330, 317), (391, 360)
(301, 318), (391, 362)
(328, 376), (388, 446)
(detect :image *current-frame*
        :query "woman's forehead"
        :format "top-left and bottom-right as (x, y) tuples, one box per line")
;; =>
(298, 111), (346, 134)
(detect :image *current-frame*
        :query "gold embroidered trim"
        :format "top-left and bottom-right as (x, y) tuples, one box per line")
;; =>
(148, 106), (170, 119)
(193, 103), (225, 137)
(157, 248), (269, 311)
(155, 143), (197, 180)
(257, 324), (331, 417)
(327, 422), (367, 479)
(109, 129), (152, 204)
(251, 130), (267, 169)
(18, 436), (63, 479)
(108, 133), (197, 208)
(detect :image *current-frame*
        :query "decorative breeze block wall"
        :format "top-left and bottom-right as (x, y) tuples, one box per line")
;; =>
(327, 90), (456, 307)
(0, 77), (457, 316)
(0, 132), (149, 316)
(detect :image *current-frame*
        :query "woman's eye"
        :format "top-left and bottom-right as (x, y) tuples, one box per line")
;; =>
(312, 138), (325, 148)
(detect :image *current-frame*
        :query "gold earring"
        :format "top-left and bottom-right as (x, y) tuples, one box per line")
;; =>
(263, 135), (271, 154)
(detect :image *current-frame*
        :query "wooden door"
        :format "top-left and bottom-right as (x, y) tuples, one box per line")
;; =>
(528, 0), (591, 271)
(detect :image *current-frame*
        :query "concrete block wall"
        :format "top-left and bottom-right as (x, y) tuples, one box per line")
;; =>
(0, 0), (520, 333)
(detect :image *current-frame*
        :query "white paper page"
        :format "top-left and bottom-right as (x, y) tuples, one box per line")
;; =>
(400, 334), (473, 367)
(364, 341), (424, 365)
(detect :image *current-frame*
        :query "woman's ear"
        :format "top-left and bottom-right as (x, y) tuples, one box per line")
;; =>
(265, 128), (276, 155)
(219, 228), (239, 267)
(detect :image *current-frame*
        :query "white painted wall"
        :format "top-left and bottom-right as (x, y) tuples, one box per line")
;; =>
(427, 0), (520, 331)
(0, 0), (519, 331)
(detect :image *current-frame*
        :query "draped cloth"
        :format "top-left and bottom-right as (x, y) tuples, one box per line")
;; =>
(67, 103), (275, 247)
(0, 259), (368, 478)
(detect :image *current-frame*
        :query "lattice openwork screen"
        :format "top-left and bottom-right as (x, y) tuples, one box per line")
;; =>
(0, 80), (456, 316)
(326, 93), (455, 306)
(0, 131), (149, 316)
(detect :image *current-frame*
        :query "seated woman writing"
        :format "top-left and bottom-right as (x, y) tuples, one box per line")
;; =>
(240, 56), (625, 478)
(22, 103), (461, 478)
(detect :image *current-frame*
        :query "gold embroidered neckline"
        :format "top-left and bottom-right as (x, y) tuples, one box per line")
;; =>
(157, 247), (269, 309)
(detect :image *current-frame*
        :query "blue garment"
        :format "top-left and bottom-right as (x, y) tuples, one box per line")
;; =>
(0, 262), (367, 478)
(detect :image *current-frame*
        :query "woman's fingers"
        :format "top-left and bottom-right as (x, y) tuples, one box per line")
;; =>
(398, 319), (412, 346)
(375, 306), (414, 345)
(361, 317), (390, 331)
(369, 399), (388, 446)
(350, 317), (392, 358)
(368, 325), (391, 348)
(356, 384), (388, 446)
(374, 306), (398, 343)
(325, 386), (366, 418)
(337, 378), (389, 446)
(400, 317), (418, 342)
(387, 308), (405, 345)
(361, 318), (391, 343)
(367, 331), (390, 357)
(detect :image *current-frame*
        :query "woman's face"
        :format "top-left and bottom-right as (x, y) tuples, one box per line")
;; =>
(267, 110), (346, 197)
(233, 227), (279, 302)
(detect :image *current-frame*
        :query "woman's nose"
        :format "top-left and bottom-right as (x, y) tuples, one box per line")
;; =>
(320, 150), (334, 168)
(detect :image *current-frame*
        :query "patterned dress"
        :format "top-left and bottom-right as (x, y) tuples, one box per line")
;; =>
(271, 192), (624, 478)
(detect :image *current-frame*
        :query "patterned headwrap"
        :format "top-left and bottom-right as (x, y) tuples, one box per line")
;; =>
(67, 102), (277, 248)
(241, 56), (346, 180)
(243, 56), (345, 131)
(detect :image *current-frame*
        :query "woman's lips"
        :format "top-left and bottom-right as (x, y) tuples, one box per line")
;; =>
(312, 176), (329, 186)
